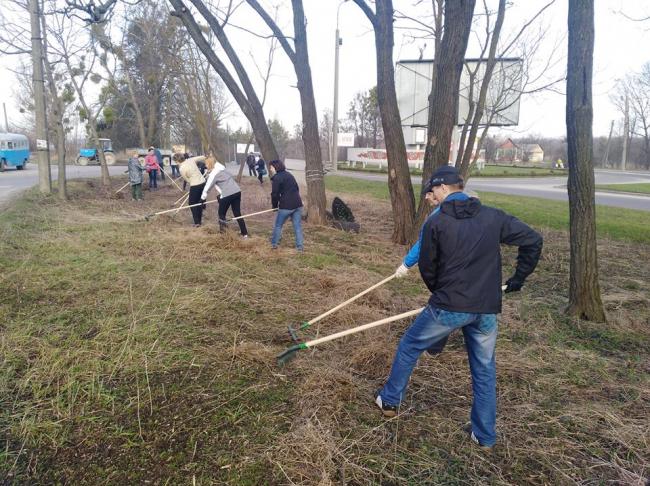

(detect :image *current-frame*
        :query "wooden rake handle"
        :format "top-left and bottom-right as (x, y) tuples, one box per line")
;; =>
(307, 273), (397, 327)
(227, 207), (278, 221)
(147, 199), (218, 218)
(305, 307), (424, 348)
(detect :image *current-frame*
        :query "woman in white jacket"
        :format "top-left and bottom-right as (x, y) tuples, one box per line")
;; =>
(201, 158), (248, 238)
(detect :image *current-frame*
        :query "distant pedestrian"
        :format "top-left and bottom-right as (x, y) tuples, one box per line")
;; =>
(125, 150), (144, 201)
(246, 152), (257, 177)
(256, 157), (266, 184)
(202, 158), (249, 238)
(177, 153), (207, 227)
(170, 152), (180, 177)
(269, 159), (304, 251)
(144, 147), (160, 190)
(154, 146), (165, 181)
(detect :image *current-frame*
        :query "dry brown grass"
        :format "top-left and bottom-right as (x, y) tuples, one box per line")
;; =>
(0, 175), (648, 484)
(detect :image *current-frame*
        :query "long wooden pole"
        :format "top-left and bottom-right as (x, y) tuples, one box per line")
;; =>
(227, 207), (278, 221)
(307, 274), (397, 327)
(305, 308), (424, 348)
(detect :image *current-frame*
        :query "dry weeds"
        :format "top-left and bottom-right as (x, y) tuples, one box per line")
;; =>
(0, 176), (648, 485)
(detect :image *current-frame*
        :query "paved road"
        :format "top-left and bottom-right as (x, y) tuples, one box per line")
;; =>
(2, 163), (649, 212)
(325, 167), (650, 212)
(0, 162), (259, 205)
(0, 164), (126, 205)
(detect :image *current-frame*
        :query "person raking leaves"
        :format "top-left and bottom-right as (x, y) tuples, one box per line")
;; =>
(374, 165), (543, 451)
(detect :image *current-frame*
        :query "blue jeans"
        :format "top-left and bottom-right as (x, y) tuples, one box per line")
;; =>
(271, 207), (304, 250)
(148, 169), (158, 188)
(380, 305), (498, 446)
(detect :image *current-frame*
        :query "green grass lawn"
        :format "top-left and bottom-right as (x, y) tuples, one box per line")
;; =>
(325, 175), (650, 244)
(595, 182), (650, 194)
(337, 163), (566, 178)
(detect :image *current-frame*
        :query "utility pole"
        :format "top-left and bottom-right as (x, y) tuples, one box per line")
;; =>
(331, 0), (348, 172)
(3, 103), (8, 132)
(29, 0), (51, 193)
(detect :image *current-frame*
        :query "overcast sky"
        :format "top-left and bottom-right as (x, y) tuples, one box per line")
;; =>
(1, 0), (649, 140)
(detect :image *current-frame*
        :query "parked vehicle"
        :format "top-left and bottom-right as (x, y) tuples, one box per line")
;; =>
(0, 133), (30, 171)
(76, 138), (116, 166)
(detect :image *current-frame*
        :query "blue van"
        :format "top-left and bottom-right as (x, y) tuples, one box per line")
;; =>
(0, 133), (30, 171)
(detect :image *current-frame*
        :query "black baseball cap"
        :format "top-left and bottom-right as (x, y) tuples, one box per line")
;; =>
(421, 165), (463, 194)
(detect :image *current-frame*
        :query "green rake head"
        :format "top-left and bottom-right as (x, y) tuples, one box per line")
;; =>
(287, 321), (310, 343)
(276, 343), (307, 367)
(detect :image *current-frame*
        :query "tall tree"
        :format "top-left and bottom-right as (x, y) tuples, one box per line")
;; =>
(565, 0), (605, 322)
(42, 3), (71, 199)
(50, 12), (114, 188)
(352, 0), (415, 244)
(245, 0), (327, 224)
(413, 0), (475, 231)
(168, 0), (280, 163)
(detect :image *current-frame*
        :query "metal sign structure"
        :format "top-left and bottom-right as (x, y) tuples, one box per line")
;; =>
(396, 58), (523, 131)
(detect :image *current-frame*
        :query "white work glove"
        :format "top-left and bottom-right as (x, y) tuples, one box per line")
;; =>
(395, 263), (409, 278)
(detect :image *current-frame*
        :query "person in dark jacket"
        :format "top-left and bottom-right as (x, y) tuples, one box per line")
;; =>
(256, 157), (266, 184)
(374, 165), (543, 450)
(246, 152), (257, 177)
(154, 147), (165, 181)
(269, 160), (303, 251)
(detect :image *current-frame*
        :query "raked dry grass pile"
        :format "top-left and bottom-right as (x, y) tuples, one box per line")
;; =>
(0, 175), (648, 485)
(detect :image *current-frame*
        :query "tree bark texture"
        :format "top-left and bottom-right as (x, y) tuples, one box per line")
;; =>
(291, 0), (326, 224)
(169, 0), (279, 162)
(245, 0), (327, 223)
(41, 12), (67, 200)
(565, 0), (606, 322)
(354, 0), (415, 244)
(414, 0), (475, 233)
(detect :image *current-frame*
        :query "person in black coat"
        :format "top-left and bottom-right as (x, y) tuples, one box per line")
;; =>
(256, 157), (266, 184)
(374, 165), (542, 451)
(269, 160), (303, 251)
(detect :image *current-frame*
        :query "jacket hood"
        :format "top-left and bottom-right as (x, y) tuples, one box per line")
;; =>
(440, 197), (481, 219)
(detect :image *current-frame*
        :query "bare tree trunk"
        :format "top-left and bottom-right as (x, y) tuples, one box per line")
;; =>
(414, 0), (475, 232)
(169, 0), (279, 162)
(245, 0), (327, 223)
(291, 0), (326, 223)
(41, 9), (66, 200)
(124, 70), (147, 147)
(458, 0), (506, 178)
(565, 0), (605, 322)
(353, 0), (415, 244)
(621, 93), (629, 170)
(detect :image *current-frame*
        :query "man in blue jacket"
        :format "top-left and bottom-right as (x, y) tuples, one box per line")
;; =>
(375, 165), (543, 450)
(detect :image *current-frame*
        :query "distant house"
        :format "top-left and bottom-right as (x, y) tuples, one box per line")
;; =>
(495, 139), (544, 165)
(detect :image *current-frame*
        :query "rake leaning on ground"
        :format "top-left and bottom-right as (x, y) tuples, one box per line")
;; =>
(217, 207), (279, 226)
(277, 285), (508, 366)
(277, 308), (424, 366)
(287, 273), (398, 343)
(143, 199), (220, 221)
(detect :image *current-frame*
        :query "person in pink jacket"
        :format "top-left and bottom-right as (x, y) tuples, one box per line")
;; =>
(144, 147), (161, 190)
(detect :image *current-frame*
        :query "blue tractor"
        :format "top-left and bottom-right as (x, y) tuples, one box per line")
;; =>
(76, 138), (116, 166)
